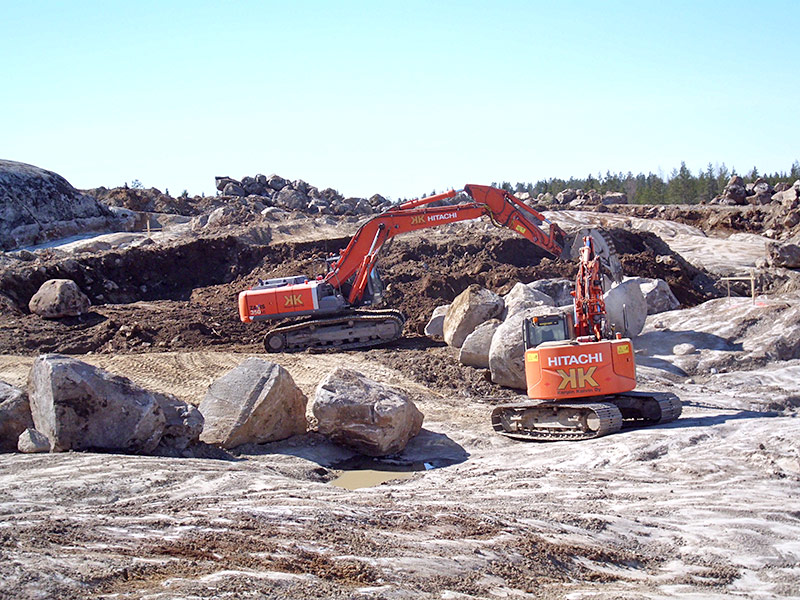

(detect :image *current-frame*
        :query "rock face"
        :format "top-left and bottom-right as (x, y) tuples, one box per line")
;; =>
(0, 159), (124, 251)
(459, 319), (501, 369)
(502, 282), (554, 318)
(625, 277), (680, 314)
(29, 355), (166, 453)
(603, 280), (648, 338)
(489, 306), (570, 390)
(17, 428), (50, 453)
(28, 279), (91, 318)
(443, 285), (504, 348)
(154, 393), (204, 451)
(424, 304), (450, 338)
(0, 381), (34, 452)
(199, 358), (307, 449)
(313, 367), (423, 457)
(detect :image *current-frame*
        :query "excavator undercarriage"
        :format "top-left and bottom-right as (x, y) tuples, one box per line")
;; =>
(491, 391), (682, 441)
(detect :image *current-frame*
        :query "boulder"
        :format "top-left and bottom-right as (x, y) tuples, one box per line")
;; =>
(489, 305), (569, 390)
(502, 282), (554, 318)
(29, 355), (166, 453)
(0, 381), (34, 452)
(603, 280), (648, 338)
(275, 187), (310, 210)
(601, 192), (628, 205)
(28, 279), (91, 318)
(215, 176), (239, 192)
(268, 174), (288, 191)
(154, 393), (204, 451)
(459, 319), (501, 369)
(556, 189), (577, 204)
(222, 182), (246, 197)
(199, 358), (307, 449)
(312, 367), (423, 457)
(624, 277), (680, 314)
(673, 343), (697, 356)
(527, 278), (574, 306)
(424, 304), (450, 338)
(443, 285), (504, 348)
(767, 235), (800, 269)
(17, 428), (50, 453)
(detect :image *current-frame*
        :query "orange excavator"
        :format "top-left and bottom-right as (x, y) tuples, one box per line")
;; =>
(238, 184), (569, 352)
(490, 235), (681, 441)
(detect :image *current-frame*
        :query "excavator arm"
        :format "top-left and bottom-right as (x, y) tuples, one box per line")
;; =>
(325, 184), (567, 305)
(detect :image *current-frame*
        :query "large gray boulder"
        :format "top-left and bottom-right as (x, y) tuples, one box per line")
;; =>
(502, 282), (554, 318)
(0, 381), (34, 452)
(28, 279), (91, 318)
(154, 393), (204, 451)
(459, 319), (501, 369)
(624, 277), (680, 314)
(312, 367), (423, 457)
(199, 358), (307, 449)
(29, 355), (166, 453)
(424, 304), (450, 338)
(0, 159), (122, 251)
(274, 187), (310, 210)
(527, 278), (574, 306)
(603, 280), (648, 338)
(489, 305), (569, 390)
(443, 285), (504, 348)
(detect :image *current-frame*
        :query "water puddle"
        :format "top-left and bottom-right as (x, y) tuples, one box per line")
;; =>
(329, 456), (455, 490)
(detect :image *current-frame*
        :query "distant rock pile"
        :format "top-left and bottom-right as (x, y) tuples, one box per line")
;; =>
(516, 188), (628, 208)
(710, 176), (800, 210)
(215, 173), (394, 216)
(0, 160), (132, 251)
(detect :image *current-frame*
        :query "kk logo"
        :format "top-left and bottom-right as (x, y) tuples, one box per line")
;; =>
(556, 367), (598, 390)
(284, 294), (304, 307)
(411, 215), (425, 225)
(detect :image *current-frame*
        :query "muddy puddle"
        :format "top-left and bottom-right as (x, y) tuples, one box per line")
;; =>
(329, 456), (456, 490)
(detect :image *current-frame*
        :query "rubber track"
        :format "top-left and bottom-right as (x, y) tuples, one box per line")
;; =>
(265, 309), (406, 352)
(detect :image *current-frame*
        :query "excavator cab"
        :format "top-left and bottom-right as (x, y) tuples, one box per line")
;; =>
(523, 313), (574, 349)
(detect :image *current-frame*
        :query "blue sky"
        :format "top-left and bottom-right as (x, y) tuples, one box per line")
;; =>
(2, 1), (798, 199)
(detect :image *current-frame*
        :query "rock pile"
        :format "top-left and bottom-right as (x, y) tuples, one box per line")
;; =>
(516, 188), (628, 208)
(710, 176), (800, 209)
(429, 275), (680, 390)
(0, 160), (132, 251)
(215, 173), (394, 216)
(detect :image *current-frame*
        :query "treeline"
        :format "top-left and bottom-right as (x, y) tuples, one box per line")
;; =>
(492, 160), (800, 205)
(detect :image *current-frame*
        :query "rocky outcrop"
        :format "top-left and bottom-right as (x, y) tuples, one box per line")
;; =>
(29, 355), (166, 453)
(28, 279), (91, 318)
(312, 367), (423, 457)
(0, 160), (127, 250)
(424, 304), (450, 338)
(199, 358), (307, 449)
(0, 381), (34, 452)
(502, 282), (554, 318)
(459, 319), (501, 369)
(443, 285), (504, 348)
(489, 305), (571, 390)
(603, 280), (648, 337)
